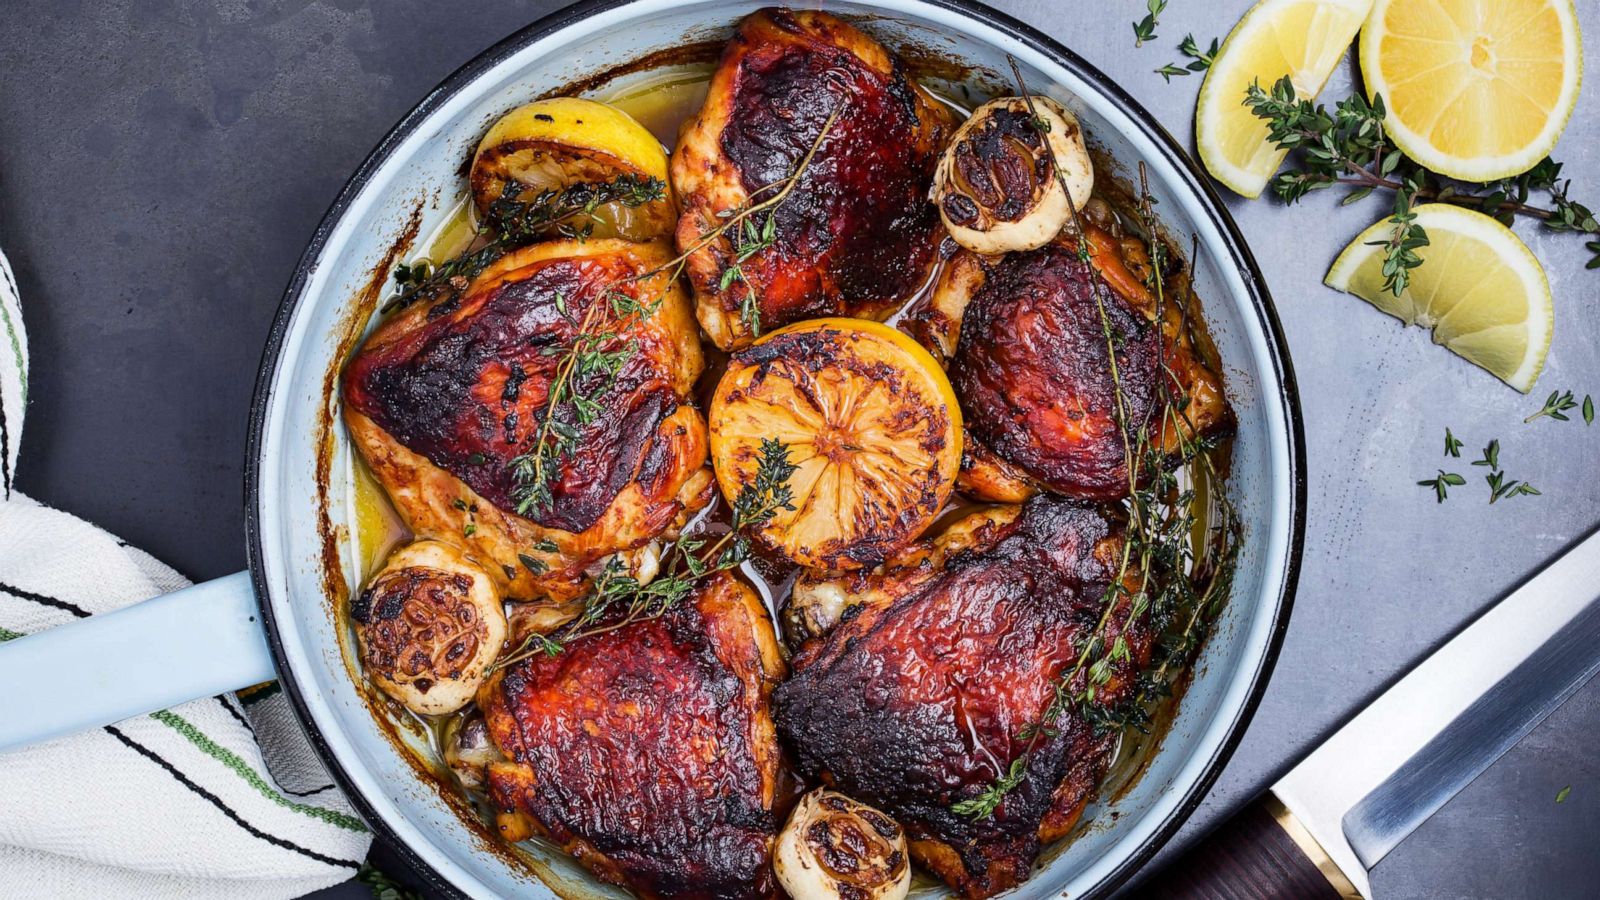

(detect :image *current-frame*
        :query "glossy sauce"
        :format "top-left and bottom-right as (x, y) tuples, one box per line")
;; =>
(348, 67), (1232, 884)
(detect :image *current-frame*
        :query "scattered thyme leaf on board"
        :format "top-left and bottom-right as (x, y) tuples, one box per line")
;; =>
(1444, 427), (1464, 457)
(1156, 33), (1217, 82)
(1418, 470), (1465, 503)
(1132, 0), (1167, 47)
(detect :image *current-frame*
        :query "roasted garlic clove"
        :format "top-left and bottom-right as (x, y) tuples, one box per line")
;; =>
(774, 789), (910, 900)
(441, 711), (503, 793)
(352, 540), (508, 716)
(931, 96), (1093, 254)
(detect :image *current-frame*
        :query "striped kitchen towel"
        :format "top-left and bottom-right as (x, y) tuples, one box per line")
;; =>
(0, 248), (373, 898)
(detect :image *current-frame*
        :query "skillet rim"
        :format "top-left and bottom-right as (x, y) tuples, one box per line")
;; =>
(243, 0), (1308, 896)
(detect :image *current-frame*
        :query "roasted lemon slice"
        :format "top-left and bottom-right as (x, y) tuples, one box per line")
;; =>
(470, 97), (676, 241)
(709, 318), (961, 570)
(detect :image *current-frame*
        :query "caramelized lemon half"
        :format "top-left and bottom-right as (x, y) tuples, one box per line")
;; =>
(710, 318), (961, 570)
(470, 97), (676, 241)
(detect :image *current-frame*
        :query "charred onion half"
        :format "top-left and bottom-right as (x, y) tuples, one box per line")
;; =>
(931, 96), (1093, 254)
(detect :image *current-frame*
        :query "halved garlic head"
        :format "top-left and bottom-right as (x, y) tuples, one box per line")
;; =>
(774, 789), (910, 900)
(353, 540), (507, 716)
(932, 96), (1093, 254)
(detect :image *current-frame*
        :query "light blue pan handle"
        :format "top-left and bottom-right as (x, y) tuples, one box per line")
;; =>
(0, 572), (276, 752)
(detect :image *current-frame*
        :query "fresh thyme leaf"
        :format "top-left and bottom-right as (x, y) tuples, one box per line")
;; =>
(517, 553), (546, 575)
(1132, 0), (1168, 47)
(1418, 470), (1465, 503)
(1586, 395), (1595, 425)
(1557, 785), (1572, 803)
(1156, 33), (1217, 82)
(1471, 439), (1500, 470)
(1526, 389), (1578, 423)
(1444, 427), (1463, 457)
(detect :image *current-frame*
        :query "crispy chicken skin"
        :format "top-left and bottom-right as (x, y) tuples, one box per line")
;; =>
(343, 239), (714, 603)
(672, 8), (956, 350)
(916, 222), (1229, 502)
(774, 497), (1150, 899)
(479, 573), (793, 900)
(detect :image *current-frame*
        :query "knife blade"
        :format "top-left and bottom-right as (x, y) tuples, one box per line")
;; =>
(1146, 525), (1600, 898)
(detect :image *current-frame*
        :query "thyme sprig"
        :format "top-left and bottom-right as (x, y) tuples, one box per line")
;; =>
(675, 105), (842, 338)
(1156, 34), (1218, 82)
(386, 174), (667, 312)
(494, 439), (796, 671)
(507, 296), (642, 517)
(1244, 76), (1599, 268)
(1372, 182), (1429, 297)
(949, 102), (1237, 819)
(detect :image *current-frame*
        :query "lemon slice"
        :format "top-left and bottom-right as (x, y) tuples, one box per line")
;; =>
(471, 97), (676, 241)
(709, 319), (961, 571)
(1360, 0), (1582, 182)
(1197, 0), (1375, 198)
(1325, 204), (1552, 391)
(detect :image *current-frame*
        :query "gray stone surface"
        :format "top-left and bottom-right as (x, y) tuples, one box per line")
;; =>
(1, 1), (1596, 897)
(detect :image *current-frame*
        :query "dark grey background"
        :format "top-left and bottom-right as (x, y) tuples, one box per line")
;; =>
(3, 1), (1597, 897)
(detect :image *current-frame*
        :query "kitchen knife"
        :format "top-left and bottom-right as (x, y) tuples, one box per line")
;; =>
(1142, 525), (1600, 899)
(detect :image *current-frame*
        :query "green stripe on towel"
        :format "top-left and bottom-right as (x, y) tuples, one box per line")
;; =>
(148, 709), (368, 833)
(0, 264), (26, 400)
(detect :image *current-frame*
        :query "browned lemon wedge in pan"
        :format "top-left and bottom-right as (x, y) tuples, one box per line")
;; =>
(470, 97), (676, 241)
(709, 318), (961, 570)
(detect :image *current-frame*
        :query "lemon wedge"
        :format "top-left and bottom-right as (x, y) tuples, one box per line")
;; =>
(1360, 0), (1582, 182)
(1197, 0), (1375, 198)
(1325, 204), (1552, 391)
(709, 319), (961, 571)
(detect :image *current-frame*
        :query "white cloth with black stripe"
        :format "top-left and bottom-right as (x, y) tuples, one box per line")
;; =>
(0, 248), (372, 898)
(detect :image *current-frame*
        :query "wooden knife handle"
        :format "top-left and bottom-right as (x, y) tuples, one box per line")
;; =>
(1141, 794), (1363, 899)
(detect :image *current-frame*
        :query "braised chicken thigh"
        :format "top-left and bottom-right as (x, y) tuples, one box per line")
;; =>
(343, 239), (714, 604)
(774, 497), (1150, 899)
(479, 573), (793, 900)
(672, 8), (955, 350)
(917, 222), (1229, 502)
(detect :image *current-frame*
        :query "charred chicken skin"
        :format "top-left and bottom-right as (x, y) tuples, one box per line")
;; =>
(343, 239), (714, 603)
(480, 573), (793, 900)
(672, 8), (956, 350)
(774, 497), (1150, 899)
(917, 220), (1229, 503)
